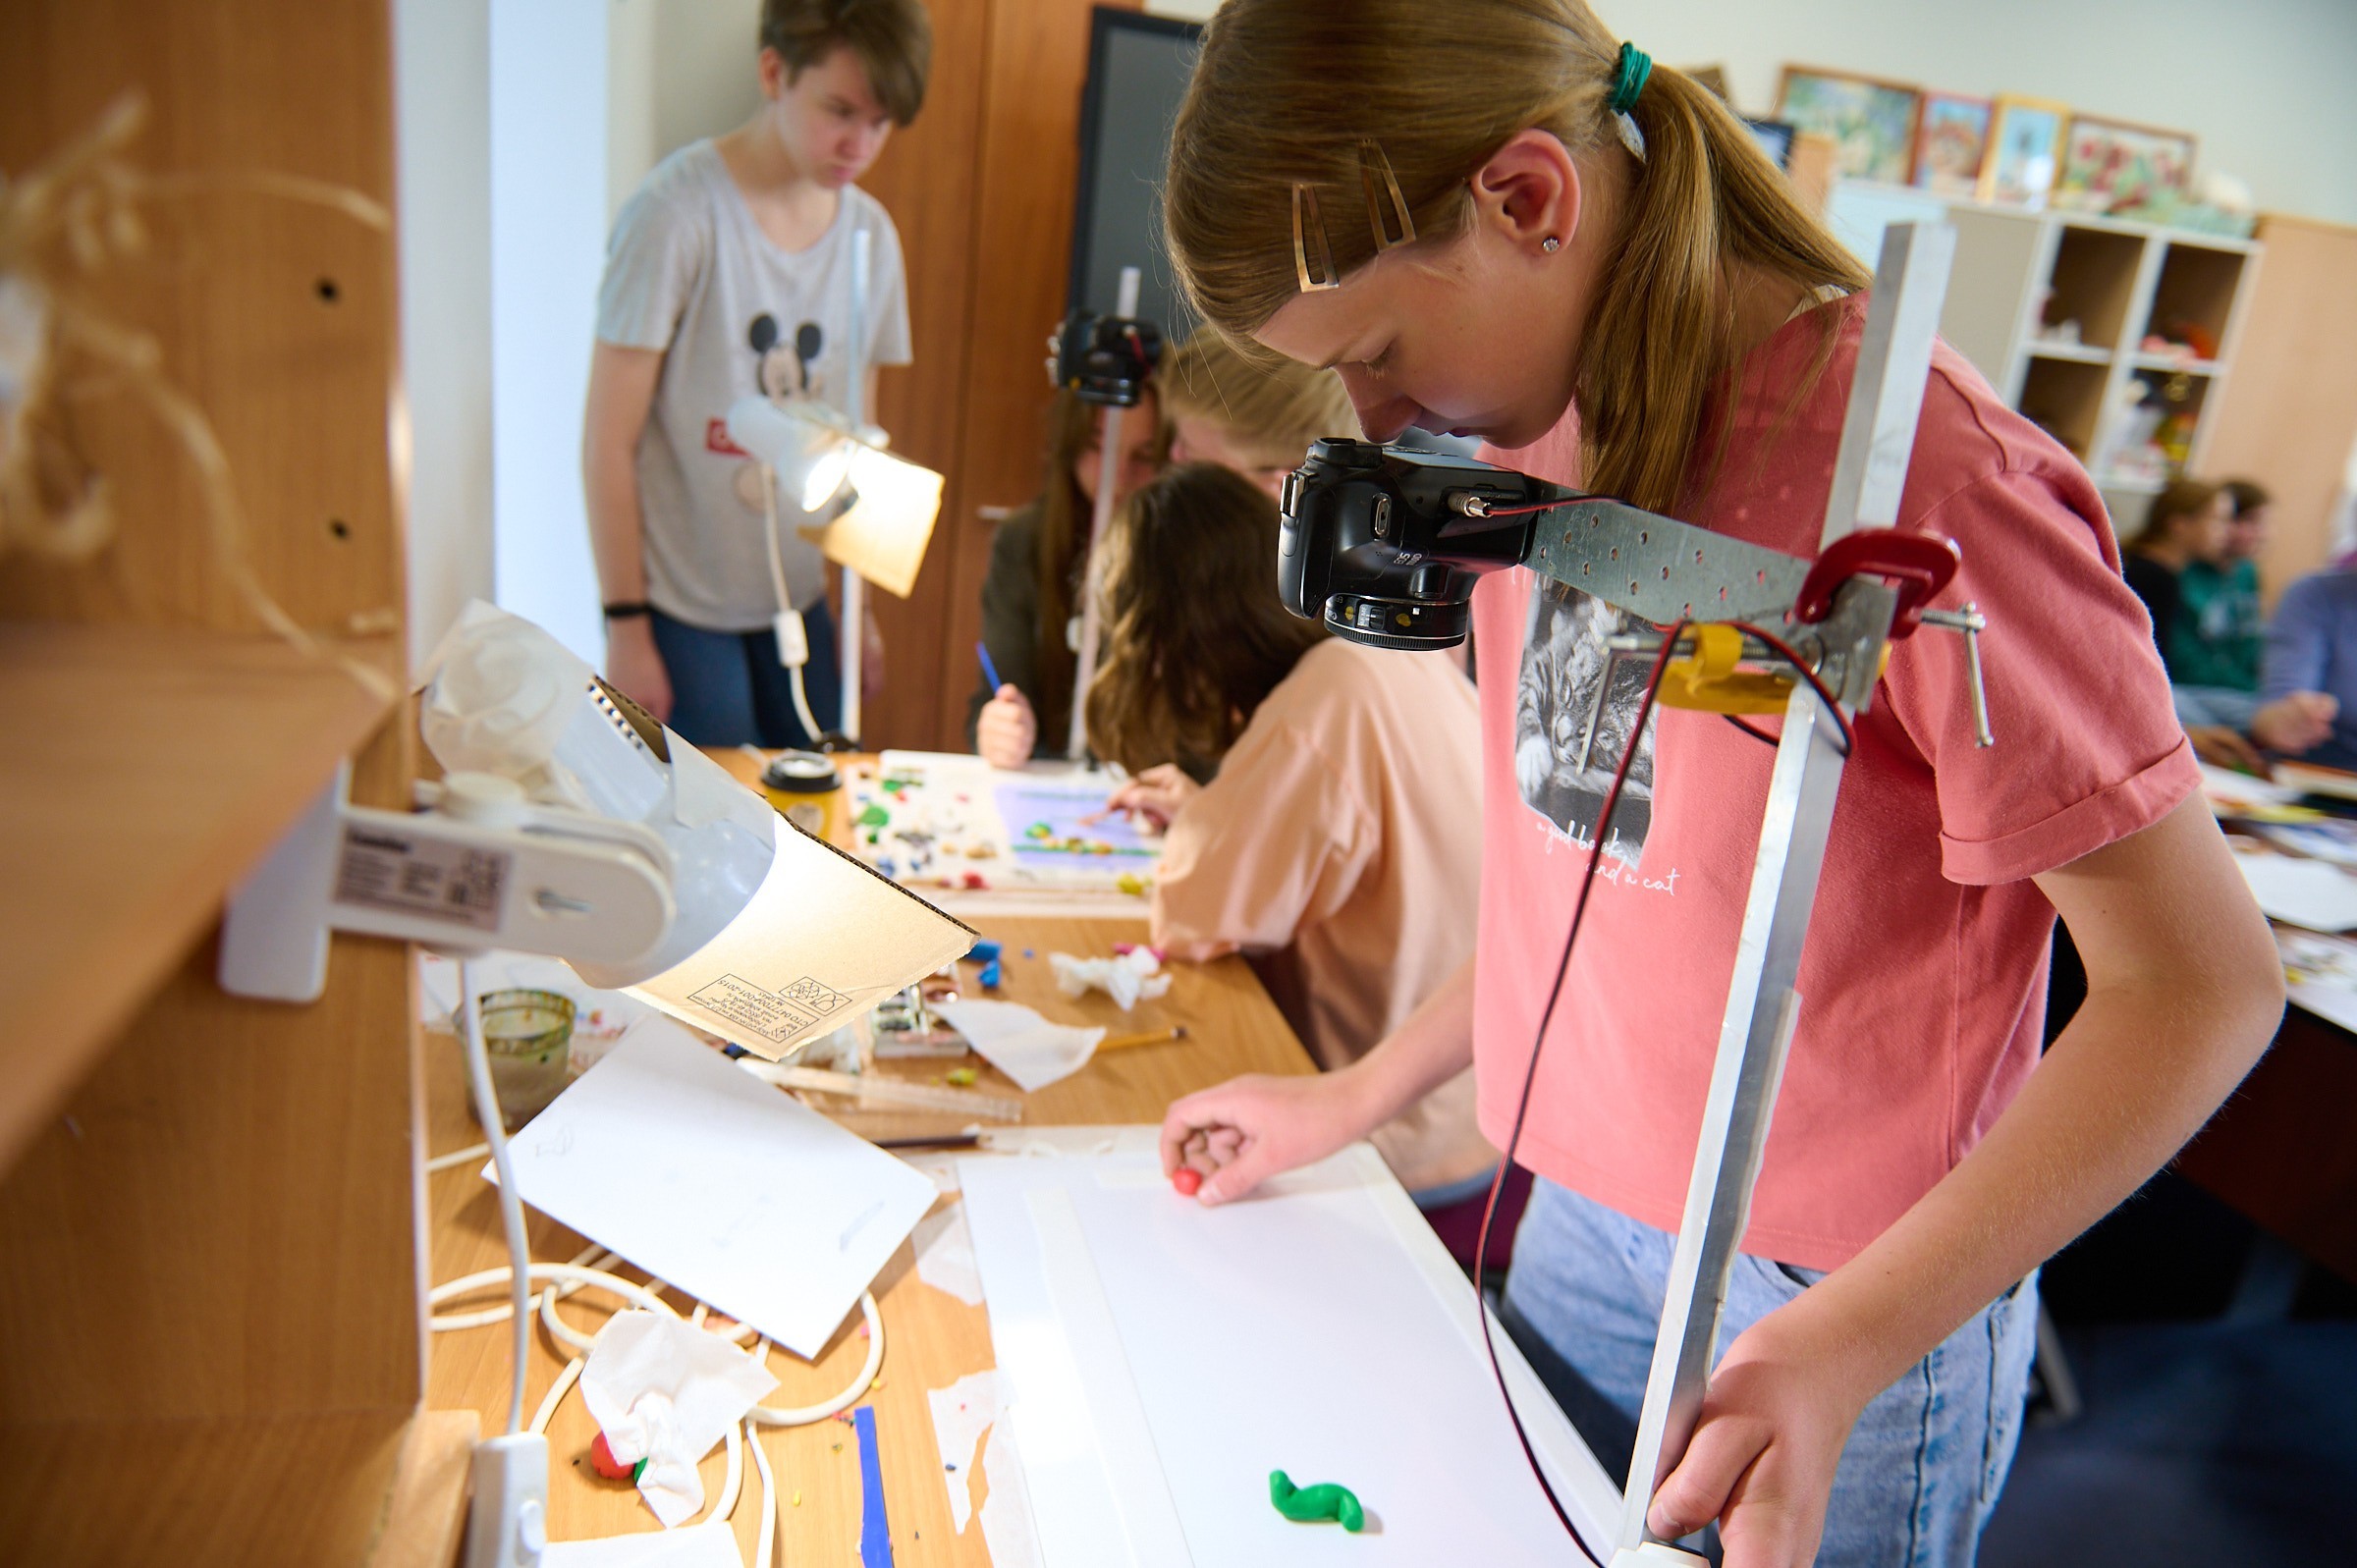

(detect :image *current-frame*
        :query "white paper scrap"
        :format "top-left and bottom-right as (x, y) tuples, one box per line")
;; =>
(2236, 850), (2357, 932)
(981, 1415), (1043, 1568)
(927, 1369), (1001, 1534)
(1047, 949), (1172, 1010)
(500, 1018), (936, 1358)
(935, 999), (1104, 1092)
(540, 1522), (743, 1567)
(579, 1312), (779, 1528)
(911, 1199), (985, 1306)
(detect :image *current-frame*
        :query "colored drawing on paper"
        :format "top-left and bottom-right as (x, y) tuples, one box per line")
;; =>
(994, 781), (1161, 876)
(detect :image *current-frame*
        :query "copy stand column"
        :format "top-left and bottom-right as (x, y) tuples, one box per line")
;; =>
(1609, 223), (1957, 1564)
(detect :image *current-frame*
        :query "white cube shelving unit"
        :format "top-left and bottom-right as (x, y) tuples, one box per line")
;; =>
(1829, 182), (2264, 535)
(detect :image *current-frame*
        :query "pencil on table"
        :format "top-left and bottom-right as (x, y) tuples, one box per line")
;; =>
(1096, 1025), (1189, 1053)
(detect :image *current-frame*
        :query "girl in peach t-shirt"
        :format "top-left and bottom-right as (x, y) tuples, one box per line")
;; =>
(1086, 463), (1496, 1199)
(1155, 5), (2283, 1566)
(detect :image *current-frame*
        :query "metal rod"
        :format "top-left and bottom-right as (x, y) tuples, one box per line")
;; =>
(1612, 222), (1955, 1553)
(1064, 264), (1143, 761)
(839, 226), (872, 744)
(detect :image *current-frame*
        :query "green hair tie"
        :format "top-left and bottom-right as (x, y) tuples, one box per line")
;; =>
(1608, 41), (1652, 115)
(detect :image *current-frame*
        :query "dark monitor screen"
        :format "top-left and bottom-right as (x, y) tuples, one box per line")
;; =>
(1067, 7), (1201, 336)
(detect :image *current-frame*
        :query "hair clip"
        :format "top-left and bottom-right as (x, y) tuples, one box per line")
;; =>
(1291, 183), (1341, 293)
(1358, 139), (1416, 251)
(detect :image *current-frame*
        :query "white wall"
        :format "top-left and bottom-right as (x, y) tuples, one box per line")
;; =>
(487, 0), (610, 667)
(1144, 0), (2357, 228)
(394, 0), (494, 676)
(608, 0), (763, 201)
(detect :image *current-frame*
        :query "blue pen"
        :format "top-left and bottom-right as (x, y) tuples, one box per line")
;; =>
(977, 640), (1005, 692)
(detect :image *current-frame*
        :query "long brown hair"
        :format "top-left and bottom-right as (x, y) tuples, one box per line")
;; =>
(1163, 0), (1870, 515)
(1084, 462), (1326, 775)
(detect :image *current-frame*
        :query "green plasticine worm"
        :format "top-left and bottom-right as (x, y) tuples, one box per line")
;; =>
(1269, 1470), (1366, 1532)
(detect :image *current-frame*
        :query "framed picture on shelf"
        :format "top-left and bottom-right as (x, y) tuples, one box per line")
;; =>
(1911, 91), (1992, 198)
(1977, 95), (2070, 209)
(1775, 65), (1922, 185)
(2055, 113), (2197, 215)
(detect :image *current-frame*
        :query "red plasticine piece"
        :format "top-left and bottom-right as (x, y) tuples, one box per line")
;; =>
(1173, 1166), (1203, 1197)
(589, 1432), (633, 1480)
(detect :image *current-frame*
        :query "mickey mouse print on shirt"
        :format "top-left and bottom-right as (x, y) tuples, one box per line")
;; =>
(732, 313), (828, 514)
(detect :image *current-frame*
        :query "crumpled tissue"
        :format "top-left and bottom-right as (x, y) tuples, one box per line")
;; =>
(418, 600), (594, 784)
(1048, 948), (1172, 1011)
(578, 1310), (780, 1527)
(934, 999), (1104, 1094)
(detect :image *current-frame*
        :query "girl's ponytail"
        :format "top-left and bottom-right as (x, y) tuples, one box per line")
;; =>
(1582, 66), (1869, 513)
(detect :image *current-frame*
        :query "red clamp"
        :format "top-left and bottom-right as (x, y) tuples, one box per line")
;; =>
(1791, 529), (1959, 639)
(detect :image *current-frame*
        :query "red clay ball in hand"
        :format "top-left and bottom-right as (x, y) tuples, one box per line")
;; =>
(1173, 1166), (1203, 1197)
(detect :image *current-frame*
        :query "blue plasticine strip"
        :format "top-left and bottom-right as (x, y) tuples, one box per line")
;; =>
(855, 1405), (895, 1567)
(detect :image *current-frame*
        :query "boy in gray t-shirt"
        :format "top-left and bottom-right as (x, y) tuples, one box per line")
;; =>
(584, 0), (928, 747)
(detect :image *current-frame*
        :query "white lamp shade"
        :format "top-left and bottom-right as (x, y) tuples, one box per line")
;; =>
(726, 395), (852, 512)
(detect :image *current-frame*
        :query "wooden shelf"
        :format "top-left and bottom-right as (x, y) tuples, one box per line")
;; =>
(0, 1408), (470, 1563)
(0, 621), (398, 1169)
(2027, 342), (2113, 365)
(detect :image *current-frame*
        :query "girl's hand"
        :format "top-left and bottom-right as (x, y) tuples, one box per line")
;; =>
(1160, 1067), (1379, 1206)
(1643, 1306), (1871, 1568)
(2250, 690), (2338, 756)
(977, 685), (1036, 768)
(1107, 763), (1200, 830)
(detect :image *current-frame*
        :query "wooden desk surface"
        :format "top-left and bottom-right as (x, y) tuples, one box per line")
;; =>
(424, 912), (1314, 1562)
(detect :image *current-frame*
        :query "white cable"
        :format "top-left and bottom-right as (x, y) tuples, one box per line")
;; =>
(748, 1292), (884, 1426)
(429, 1263), (677, 1329)
(528, 1356), (582, 1436)
(459, 959), (533, 1436)
(746, 1415), (779, 1568)
(763, 461), (829, 743)
(435, 1241), (609, 1331)
(425, 1140), (490, 1174)
(788, 663), (824, 746)
(707, 1418), (744, 1527)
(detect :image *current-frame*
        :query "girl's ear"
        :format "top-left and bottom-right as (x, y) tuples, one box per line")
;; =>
(1469, 129), (1583, 255)
(757, 46), (788, 101)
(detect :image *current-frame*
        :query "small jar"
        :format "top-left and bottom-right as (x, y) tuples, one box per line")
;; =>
(762, 749), (847, 844)
(477, 989), (576, 1128)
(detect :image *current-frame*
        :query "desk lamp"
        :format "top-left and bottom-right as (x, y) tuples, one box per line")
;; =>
(725, 393), (944, 744)
(218, 602), (972, 1568)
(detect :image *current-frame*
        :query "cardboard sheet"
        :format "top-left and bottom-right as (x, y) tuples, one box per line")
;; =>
(2236, 849), (2357, 932)
(958, 1136), (1621, 1566)
(501, 1018), (935, 1359)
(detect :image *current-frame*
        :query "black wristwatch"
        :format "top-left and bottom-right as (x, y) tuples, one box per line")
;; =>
(602, 601), (653, 621)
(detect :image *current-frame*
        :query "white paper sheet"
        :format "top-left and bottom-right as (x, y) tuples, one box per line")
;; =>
(934, 999), (1103, 1092)
(2236, 850), (2357, 932)
(958, 1138), (1621, 1567)
(501, 1018), (936, 1358)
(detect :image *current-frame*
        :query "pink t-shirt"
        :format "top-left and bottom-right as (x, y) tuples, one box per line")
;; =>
(1472, 295), (2199, 1271)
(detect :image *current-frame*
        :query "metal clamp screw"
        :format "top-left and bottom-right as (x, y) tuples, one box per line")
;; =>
(1918, 603), (1993, 747)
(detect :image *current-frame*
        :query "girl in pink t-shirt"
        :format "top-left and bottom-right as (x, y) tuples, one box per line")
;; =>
(1155, 4), (2284, 1565)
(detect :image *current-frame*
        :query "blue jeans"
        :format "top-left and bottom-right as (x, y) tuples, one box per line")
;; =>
(1501, 1179), (2037, 1568)
(648, 603), (842, 749)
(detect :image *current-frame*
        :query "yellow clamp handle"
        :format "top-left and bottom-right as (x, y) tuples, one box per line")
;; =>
(1654, 623), (1890, 718)
(1655, 623), (1793, 716)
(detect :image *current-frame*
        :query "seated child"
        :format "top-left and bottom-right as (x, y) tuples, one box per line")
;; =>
(1160, 326), (1356, 498)
(1089, 463), (1496, 1200)
(969, 382), (1167, 765)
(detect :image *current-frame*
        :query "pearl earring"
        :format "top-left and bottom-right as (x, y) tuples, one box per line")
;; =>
(1541, 236), (1562, 254)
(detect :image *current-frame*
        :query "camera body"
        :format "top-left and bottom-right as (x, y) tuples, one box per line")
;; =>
(1053, 311), (1163, 406)
(1277, 439), (1581, 650)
